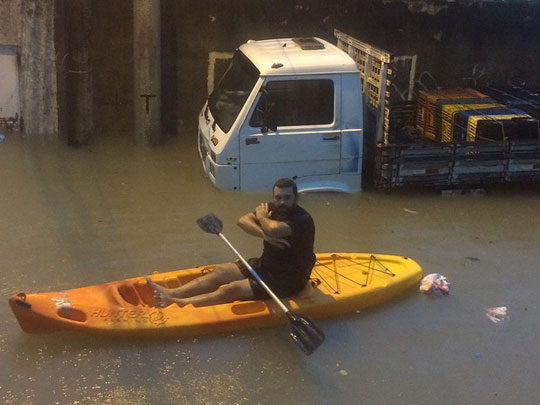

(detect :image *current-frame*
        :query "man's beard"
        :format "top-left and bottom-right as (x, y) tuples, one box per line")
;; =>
(269, 202), (293, 220)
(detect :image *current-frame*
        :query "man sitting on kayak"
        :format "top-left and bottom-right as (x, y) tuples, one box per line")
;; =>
(147, 178), (316, 307)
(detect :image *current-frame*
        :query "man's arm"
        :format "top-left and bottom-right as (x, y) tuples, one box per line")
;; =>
(255, 203), (292, 239)
(238, 210), (291, 248)
(237, 212), (265, 238)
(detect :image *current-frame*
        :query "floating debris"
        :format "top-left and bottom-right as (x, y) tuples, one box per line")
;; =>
(419, 273), (450, 296)
(486, 306), (508, 324)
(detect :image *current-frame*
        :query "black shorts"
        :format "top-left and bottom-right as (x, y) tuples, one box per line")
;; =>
(235, 258), (300, 300)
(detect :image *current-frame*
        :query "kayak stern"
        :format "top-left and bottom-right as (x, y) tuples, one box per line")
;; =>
(9, 292), (76, 334)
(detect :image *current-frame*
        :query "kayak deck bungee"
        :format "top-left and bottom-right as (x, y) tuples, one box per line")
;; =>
(9, 253), (423, 336)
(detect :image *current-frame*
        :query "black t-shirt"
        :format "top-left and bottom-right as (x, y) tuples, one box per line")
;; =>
(260, 205), (316, 290)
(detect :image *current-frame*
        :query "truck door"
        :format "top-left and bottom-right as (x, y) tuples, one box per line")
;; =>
(238, 76), (341, 190)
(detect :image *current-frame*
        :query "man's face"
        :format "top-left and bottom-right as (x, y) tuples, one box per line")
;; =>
(271, 186), (297, 220)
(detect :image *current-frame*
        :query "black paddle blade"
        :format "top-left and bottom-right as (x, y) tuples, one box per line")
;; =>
(196, 213), (223, 235)
(287, 312), (325, 355)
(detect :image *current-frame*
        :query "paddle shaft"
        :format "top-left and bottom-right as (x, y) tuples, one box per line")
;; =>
(217, 233), (290, 314)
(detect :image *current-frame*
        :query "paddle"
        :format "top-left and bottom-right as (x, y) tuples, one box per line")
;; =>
(196, 213), (325, 355)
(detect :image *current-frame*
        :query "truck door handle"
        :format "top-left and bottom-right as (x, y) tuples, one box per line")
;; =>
(322, 135), (339, 141)
(245, 138), (260, 145)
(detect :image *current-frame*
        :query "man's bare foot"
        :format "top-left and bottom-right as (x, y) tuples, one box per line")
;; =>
(147, 277), (172, 307)
(146, 277), (189, 307)
(154, 289), (176, 307)
(146, 277), (168, 294)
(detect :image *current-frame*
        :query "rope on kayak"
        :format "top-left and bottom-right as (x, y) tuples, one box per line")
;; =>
(314, 254), (396, 291)
(312, 267), (339, 293)
(332, 254), (341, 294)
(334, 254), (395, 278)
(315, 259), (368, 289)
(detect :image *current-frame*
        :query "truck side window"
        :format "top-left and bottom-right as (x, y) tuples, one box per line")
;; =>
(250, 79), (334, 128)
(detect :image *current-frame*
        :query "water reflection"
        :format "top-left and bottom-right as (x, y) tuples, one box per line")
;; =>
(1, 132), (539, 403)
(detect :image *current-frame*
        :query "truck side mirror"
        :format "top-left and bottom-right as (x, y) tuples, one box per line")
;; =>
(267, 120), (277, 133)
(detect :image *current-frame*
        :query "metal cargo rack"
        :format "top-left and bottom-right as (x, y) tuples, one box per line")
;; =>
(335, 29), (417, 145)
(335, 30), (540, 191)
(375, 143), (454, 189)
(375, 139), (540, 191)
(506, 140), (540, 182)
(451, 143), (506, 184)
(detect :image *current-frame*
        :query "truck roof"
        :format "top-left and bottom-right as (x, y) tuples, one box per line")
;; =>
(239, 37), (360, 76)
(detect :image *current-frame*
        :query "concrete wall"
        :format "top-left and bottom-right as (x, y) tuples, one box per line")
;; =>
(3, 0), (538, 140)
(80, 0), (540, 139)
(0, 0), (21, 44)
(90, 0), (133, 137)
(175, 0), (540, 126)
(0, 0), (57, 136)
(88, 0), (177, 141)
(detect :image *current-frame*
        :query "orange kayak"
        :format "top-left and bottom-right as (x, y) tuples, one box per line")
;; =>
(9, 253), (422, 336)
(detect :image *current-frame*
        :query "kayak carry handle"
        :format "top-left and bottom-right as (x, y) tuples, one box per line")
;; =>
(14, 293), (31, 309)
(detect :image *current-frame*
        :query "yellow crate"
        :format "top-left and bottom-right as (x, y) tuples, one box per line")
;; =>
(466, 114), (531, 141)
(440, 103), (502, 142)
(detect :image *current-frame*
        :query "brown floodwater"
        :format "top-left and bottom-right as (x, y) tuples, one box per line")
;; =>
(1, 130), (539, 404)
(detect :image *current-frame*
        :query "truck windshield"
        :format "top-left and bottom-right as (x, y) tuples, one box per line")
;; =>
(208, 51), (259, 133)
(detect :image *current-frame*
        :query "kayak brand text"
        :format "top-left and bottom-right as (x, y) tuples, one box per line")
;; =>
(90, 309), (168, 325)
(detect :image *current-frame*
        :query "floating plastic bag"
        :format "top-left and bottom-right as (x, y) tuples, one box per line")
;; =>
(486, 306), (508, 323)
(419, 273), (450, 296)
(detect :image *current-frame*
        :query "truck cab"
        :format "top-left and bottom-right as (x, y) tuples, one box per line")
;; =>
(198, 37), (363, 192)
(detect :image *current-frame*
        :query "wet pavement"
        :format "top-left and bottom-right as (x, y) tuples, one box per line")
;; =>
(1, 130), (539, 404)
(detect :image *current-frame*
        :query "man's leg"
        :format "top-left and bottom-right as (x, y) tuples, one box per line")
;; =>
(146, 262), (245, 300)
(158, 278), (256, 308)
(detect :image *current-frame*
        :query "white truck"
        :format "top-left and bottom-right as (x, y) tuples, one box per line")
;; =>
(198, 30), (540, 192)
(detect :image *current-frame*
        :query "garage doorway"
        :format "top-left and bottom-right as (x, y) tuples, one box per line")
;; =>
(0, 46), (22, 132)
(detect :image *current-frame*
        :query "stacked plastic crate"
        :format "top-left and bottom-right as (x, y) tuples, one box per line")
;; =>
(479, 86), (540, 121)
(416, 88), (486, 141)
(478, 87), (540, 182)
(437, 98), (503, 142)
(453, 107), (533, 142)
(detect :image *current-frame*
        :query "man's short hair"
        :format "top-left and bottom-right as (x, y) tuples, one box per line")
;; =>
(273, 178), (298, 195)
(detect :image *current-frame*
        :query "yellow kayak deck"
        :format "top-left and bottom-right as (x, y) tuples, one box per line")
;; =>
(9, 253), (423, 336)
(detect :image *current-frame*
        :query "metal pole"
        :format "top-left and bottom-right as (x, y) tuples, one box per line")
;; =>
(65, 0), (93, 145)
(133, 0), (161, 145)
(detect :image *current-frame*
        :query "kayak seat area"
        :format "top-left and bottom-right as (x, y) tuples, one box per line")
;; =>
(163, 277), (182, 288)
(117, 282), (155, 307)
(125, 270), (213, 307)
(115, 275), (196, 308)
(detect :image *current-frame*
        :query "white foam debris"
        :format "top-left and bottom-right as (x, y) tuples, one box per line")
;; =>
(486, 306), (508, 324)
(419, 273), (450, 296)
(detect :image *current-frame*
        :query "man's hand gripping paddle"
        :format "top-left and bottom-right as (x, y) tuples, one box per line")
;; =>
(196, 213), (325, 356)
